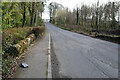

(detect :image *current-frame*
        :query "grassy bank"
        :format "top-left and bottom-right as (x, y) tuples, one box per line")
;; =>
(2, 26), (45, 78)
(55, 24), (120, 44)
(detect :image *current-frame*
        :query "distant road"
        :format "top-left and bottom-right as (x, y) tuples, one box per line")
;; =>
(45, 22), (118, 78)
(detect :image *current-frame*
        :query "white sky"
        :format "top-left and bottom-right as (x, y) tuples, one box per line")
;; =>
(42, 0), (119, 19)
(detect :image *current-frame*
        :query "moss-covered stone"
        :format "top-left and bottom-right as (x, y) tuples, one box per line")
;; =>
(6, 34), (35, 56)
(5, 25), (45, 56)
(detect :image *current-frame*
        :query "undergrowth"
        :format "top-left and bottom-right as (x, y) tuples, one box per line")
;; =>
(2, 26), (45, 78)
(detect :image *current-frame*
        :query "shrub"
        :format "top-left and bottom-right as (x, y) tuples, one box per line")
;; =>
(2, 26), (45, 57)
(27, 26), (45, 38)
(2, 27), (33, 53)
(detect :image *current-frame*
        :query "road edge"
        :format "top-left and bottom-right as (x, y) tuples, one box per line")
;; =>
(47, 33), (52, 78)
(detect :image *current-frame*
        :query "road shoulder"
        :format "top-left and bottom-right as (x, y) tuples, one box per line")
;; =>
(13, 31), (49, 78)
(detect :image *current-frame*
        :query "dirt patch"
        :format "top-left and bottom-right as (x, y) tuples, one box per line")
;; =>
(94, 35), (120, 44)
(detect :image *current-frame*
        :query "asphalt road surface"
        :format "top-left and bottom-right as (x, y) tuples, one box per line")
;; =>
(45, 22), (118, 78)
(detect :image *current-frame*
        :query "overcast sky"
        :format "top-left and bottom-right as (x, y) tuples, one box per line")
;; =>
(42, 0), (119, 19)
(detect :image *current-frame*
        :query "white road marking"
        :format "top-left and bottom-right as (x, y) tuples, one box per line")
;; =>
(47, 33), (52, 78)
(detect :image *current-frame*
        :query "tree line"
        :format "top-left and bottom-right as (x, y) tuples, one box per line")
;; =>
(49, 1), (120, 32)
(2, 1), (45, 29)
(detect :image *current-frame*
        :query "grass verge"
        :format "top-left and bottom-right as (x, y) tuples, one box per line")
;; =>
(55, 24), (120, 44)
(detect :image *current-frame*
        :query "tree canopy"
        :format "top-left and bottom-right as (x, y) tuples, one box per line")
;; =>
(2, 1), (45, 29)
(49, 1), (120, 31)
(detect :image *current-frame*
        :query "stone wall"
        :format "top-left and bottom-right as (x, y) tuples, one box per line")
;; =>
(7, 34), (35, 56)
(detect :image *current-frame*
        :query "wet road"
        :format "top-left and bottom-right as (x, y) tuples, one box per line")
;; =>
(45, 23), (118, 78)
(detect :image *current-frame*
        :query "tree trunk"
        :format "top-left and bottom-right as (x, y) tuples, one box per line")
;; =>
(35, 9), (39, 27)
(22, 3), (26, 27)
(111, 2), (116, 29)
(95, 1), (99, 33)
(76, 7), (79, 25)
(34, 3), (38, 26)
(34, 11), (36, 25)
(30, 2), (34, 26)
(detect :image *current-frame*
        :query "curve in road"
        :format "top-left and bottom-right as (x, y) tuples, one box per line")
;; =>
(45, 22), (118, 78)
